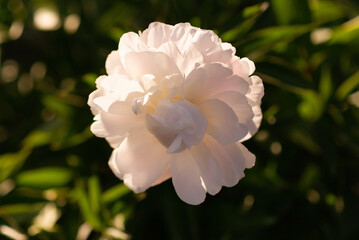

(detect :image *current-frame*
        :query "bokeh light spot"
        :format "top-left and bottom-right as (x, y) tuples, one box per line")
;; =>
(270, 141), (282, 155)
(9, 21), (24, 40)
(18, 74), (33, 94)
(307, 189), (320, 204)
(34, 8), (61, 31)
(1, 60), (19, 83)
(30, 61), (47, 80)
(64, 14), (81, 34)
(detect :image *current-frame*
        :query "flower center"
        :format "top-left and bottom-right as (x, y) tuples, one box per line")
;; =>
(132, 93), (153, 115)
(145, 100), (207, 153)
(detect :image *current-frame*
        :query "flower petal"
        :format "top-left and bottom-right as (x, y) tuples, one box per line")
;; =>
(171, 150), (206, 205)
(190, 142), (223, 195)
(118, 32), (148, 61)
(170, 23), (194, 53)
(146, 100), (207, 150)
(88, 87), (105, 115)
(91, 101), (142, 137)
(240, 57), (256, 76)
(100, 75), (143, 101)
(124, 51), (180, 81)
(109, 128), (170, 193)
(240, 104), (263, 142)
(212, 91), (254, 124)
(195, 63), (249, 101)
(205, 47), (233, 65)
(105, 50), (126, 75)
(93, 95), (118, 112)
(184, 67), (206, 102)
(159, 41), (203, 77)
(141, 22), (173, 48)
(151, 165), (171, 187)
(204, 135), (246, 187)
(198, 98), (248, 145)
(247, 75), (264, 106)
(105, 135), (127, 149)
(192, 30), (220, 54)
(236, 142), (256, 168)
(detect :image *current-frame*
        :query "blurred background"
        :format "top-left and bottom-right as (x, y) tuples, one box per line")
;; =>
(1, 0), (359, 239)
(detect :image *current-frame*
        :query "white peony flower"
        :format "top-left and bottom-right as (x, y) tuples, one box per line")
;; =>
(88, 22), (264, 205)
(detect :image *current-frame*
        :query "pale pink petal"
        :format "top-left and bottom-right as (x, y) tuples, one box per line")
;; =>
(141, 22), (173, 48)
(236, 142), (256, 168)
(221, 42), (236, 54)
(159, 41), (203, 77)
(204, 135), (246, 187)
(109, 129), (170, 193)
(91, 113), (138, 138)
(198, 99), (248, 144)
(95, 75), (106, 88)
(106, 135), (127, 149)
(175, 101), (208, 148)
(240, 57), (256, 76)
(184, 67), (206, 101)
(232, 57), (256, 79)
(241, 105), (263, 142)
(145, 113), (178, 148)
(195, 63), (249, 101)
(192, 30), (234, 64)
(205, 48), (233, 65)
(105, 50), (126, 75)
(212, 91), (254, 124)
(171, 150), (206, 205)
(90, 120), (109, 138)
(240, 75), (264, 141)
(100, 75), (143, 101)
(88, 88), (105, 115)
(91, 101), (142, 137)
(170, 23), (193, 53)
(246, 75), (264, 106)
(146, 100), (207, 150)
(93, 95), (117, 112)
(150, 165), (171, 187)
(190, 143), (223, 195)
(118, 32), (148, 61)
(124, 51), (180, 81)
(180, 43), (204, 77)
(192, 30), (220, 54)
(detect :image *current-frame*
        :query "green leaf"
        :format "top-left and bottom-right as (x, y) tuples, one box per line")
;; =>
(0, 203), (44, 215)
(102, 184), (131, 204)
(221, 3), (267, 42)
(53, 126), (93, 150)
(88, 175), (102, 215)
(0, 150), (30, 183)
(329, 16), (359, 45)
(319, 65), (333, 102)
(74, 183), (102, 230)
(298, 164), (319, 191)
(22, 130), (53, 149)
(82, 73), (98, 88)
(336, 71), (359, 100)
(298, 90), (324, 122)
(271, 0), (311, 25)
(16, 167), (73, 189)
(256, 61), (312, 91)
(237, 25), (313, 57)
(41, 94), (73, 117)
(330, 27), (359, 45)
(310, 0), (346, 24)
(289, 128), (321, 154)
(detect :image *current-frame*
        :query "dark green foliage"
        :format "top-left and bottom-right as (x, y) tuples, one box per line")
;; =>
(0, 0), (359, 239)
